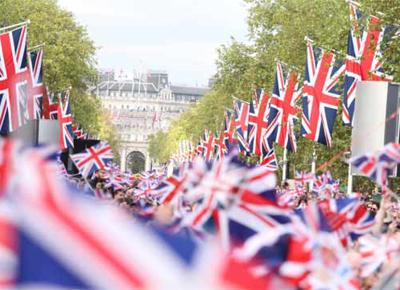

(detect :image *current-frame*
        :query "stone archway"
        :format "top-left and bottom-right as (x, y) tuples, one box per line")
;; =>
(126, 151), (146, 173)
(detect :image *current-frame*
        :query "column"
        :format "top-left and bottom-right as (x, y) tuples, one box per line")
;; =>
(145, 151), (151, 171)
(120, 147), (127, 172)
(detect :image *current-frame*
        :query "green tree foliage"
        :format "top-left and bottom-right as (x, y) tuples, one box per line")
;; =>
(0, 0), (120, 151)
(150, 0), (400, 191)
(148, 131), (170, 164)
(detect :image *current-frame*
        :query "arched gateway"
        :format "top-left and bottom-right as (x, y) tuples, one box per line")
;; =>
(126, 151), (146, 173)
(119, 145), (151, 173)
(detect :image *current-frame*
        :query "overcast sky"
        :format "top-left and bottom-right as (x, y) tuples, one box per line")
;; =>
(58, 0), (248, 87)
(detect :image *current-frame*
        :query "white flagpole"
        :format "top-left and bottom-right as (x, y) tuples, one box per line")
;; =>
(346, 151), (353, 196)
(310, 147), (317, 190)
(347, 161), (353, 196)
(0, 20), (30, 33)
(282, 148), (288, 183)
(28, 43), (45, 51)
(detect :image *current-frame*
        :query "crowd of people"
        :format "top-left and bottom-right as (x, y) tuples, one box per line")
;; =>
(58, 151), (400, 290)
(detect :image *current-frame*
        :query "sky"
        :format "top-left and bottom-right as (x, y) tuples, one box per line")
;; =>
(58, 0), (248, 87)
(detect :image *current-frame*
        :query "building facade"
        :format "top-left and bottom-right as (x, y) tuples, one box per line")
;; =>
(93, 71), (208, 173)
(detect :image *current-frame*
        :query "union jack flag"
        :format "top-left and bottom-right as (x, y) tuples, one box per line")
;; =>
(266, 63), (301, 152)
(350, 142), (400, 186)
(156, 175), (187, 208)
(57, 92), (74, 150)
(358, 234), (400, 278)
(342, 2), (392, 126)
(72, 124), (86, 140)
(214, 130), (227, 160)
(70, 141), (114, 178)
(0, 25), (29, 134)
(318, 198), (375, 247)
(201, 130), (214, 161)
(301, 40), (345, 147)
(42, 92), (58, 119)
(294, 171), (314, 187)
(260, 148), (278, 171)
(233, 99), (250, 154)
(312, 171), (340, 199)
(27, 48), (45, 120)
(248, 90), (270, 156)
(223, 110), (236, 149)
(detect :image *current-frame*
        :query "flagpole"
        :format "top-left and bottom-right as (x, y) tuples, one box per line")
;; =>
(28, 43), (45, 51)
(310, 147), (317, 190)
(347, 159), (353, 196)
(282, 148), (288, 183)
(0, 20), (30, 33)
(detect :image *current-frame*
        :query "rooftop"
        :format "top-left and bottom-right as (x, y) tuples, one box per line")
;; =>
(94, 80), (209, 96)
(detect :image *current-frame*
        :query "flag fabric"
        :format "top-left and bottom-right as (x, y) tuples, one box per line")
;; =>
(301, 41), (345, 147)
(223, 110), (236, 149)
(312, 171), (340, 199)
(234, 99), (250, 154)
(350, 143), (400, 186)
(214, 130), (227, 160)
(294, 171), (314, 187)
(342, 3), (392, 126)
(0, 25), (29, 134)
(202, 130), (215, 161)
(248, 90), (270, 156)
(266, 63), (301, 152)
(57, 92), (74, 150)
(260, 149), (278, 171)
(318, 198), (375, 247)
(70, 141), (114, 178)
(27, 48), (45, 120)
(42, 92), (59, 119)
(72, 124), (85, 140)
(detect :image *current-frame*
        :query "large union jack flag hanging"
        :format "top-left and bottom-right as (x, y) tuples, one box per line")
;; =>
(58, 92), (74, 150)
(301, 40), (345, 147)
(248, 89), (270, 156)
(342, 2), (392, 126)
(0, 26), (29, 134)
(266, 63), (301, 152)
(70, 141), (114, 178)
(233, 99), (250, 154)
(27, 48), (45, 120)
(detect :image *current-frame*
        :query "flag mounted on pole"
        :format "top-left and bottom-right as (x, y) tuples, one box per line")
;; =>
(248, 89), (270, 156)
(342, 2), (392, 126)
(266, 63), (301, 152)
(233, 99), (250, 155)
(0, 25), (29, 134)
(27, 48), (45, 120)
(58, 92), (74, 150)
(301, 39), (344, 147)
(223, 110), (235, 149)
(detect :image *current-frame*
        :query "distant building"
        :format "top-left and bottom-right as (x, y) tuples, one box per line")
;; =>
(146, 70), (169, 90)
(93, 70), (209, 173)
